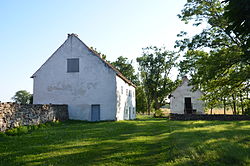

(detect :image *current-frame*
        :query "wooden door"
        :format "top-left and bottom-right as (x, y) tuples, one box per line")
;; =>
(184, 97), (192, 114)
(91, 105), (100, 121)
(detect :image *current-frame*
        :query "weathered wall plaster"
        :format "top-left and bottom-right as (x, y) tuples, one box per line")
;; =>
(170, 78), (204, 114)
(32, 34), (135, 121)
(116, 76), (136, 120)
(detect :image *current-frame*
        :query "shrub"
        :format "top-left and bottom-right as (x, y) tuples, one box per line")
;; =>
(5, 128), (20, 136)
(243, 108), (250, 115)
(154, 109), (164, 117)
(5, 126), (29, 136)
(4, 121), (61, 136)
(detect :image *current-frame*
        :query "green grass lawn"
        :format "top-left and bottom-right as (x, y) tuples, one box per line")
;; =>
(0, 115), (250, 166)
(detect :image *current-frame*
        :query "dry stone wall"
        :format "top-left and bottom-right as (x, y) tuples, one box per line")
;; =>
(0, 102), (68, 132)
(169, 113), (250, 121)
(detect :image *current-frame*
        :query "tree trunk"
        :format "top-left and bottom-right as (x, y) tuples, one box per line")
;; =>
(223, 97), (226, 115)
(240, 92), (244, 114)
(210, 107), (213, 114)
(147, 97), (151, 115)
(232, 94), (237, 115)
(154, 97), (161, 110)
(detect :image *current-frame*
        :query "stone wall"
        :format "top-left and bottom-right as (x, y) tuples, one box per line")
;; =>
(169, 113), (250, 121)
(0, 102), (68, 132)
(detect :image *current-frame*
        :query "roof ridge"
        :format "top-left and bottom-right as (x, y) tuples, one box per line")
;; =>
(31, 37), (68, 78)
(72, 35), (136, 88)
(31, 34), (136, 88)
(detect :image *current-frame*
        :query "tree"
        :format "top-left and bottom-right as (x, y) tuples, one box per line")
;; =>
(176, 0), (250, 113)
(12, 90), (33, 104)
(137, 46), (178, 114)
(176, 0), (249, 65)
(111, 56), (139, 85)
(224, 0), (250, 42)
(135, 85), (147, 113)
(224, 0), (250, 63)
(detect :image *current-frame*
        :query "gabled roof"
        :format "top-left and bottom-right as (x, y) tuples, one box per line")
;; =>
(31, 34), (136, 88)
(170, 76), (203, 96)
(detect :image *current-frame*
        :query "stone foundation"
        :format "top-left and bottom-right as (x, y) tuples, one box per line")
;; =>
(0, 102), (68, 132)
(169, 113), (250, 121)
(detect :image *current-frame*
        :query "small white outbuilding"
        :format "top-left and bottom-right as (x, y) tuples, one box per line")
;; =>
(31, 34), (136, 121)
(169, 76), (204, 114)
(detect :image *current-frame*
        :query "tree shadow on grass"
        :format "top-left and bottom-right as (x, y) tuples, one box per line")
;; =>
(162, 129), (250, 166)
(0, 119), (249, 166)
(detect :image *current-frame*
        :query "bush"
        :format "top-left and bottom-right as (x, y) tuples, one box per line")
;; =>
(243, 108), (250, 115)
(154, 109), (164, 117)
(5, 126), (29, 136)
(5, 128), (18, 136)
(4, 121), (61, 136)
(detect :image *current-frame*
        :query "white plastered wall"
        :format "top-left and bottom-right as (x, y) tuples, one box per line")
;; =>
(33, 35), (117, 121)
(170, 80), (204, 114)
(115, 76), (136, 120)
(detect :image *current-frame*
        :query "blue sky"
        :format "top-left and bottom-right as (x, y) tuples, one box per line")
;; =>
(0, 0), (197, 102)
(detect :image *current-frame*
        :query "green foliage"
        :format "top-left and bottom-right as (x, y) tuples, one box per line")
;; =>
(176, 0), (250, 113)
(5, 126), (29, 136)
(0, 118), (249, 165)
(12, 90), (32, 104)
(137, 46), (178, 112)
(224, 0), (250, 56)
(89, 48), (138, 85)
(244, 108), (250, 115)
(135, 86), (147, 113)
(154, 109), (164, 117)
(89, 47), (108, 61)
(111, 56), (139, 85)
(176, 0), (229, 51)
(4, 121), (60, 136)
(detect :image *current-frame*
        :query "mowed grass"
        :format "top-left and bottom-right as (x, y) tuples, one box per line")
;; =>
(0, 115), (250, 166)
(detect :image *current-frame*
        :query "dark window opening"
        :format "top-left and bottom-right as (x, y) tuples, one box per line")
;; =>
(67, 58), (79, 72)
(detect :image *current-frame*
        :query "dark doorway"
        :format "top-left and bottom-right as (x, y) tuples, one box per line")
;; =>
(184, 97), (193, 114)
(91, 105), (100, 121)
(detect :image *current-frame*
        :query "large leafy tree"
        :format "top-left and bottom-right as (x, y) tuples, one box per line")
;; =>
(112, 56), (146, 113)
(111, 56), (139, 85)
(89, 48), (138, 84)
(176, 0), (250, 114)
(135, 85), (147, 113)
(224, 0), (250, 66)
(224, 0), (250, 47)
(12, 90), (33, 104)
(137, 46), (178, 113)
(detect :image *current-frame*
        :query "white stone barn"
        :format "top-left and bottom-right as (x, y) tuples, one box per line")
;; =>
(31, 34), (136, 121)
(169, 76), (204, 114)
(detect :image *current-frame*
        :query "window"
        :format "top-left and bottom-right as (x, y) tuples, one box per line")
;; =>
(67, 58), (79, 72)
(126, 89), (128, 96)
(121, 86), (123, 94)
(125, 108), (128, 114)
(129, 90), (131, 97)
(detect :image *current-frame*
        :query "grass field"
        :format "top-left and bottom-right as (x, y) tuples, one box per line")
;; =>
(161, 108), (234, 115)
(0, 115), (250, 166)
